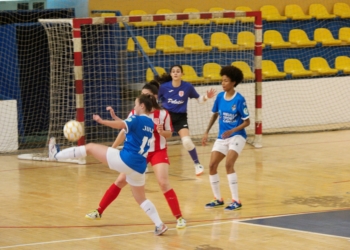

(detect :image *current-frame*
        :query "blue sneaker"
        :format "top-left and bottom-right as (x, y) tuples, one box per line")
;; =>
(205, 199), (224, 208)
(224, 201), (242, 211)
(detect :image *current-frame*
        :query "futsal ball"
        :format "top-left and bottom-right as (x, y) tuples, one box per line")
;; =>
(63, 120), (83, 142)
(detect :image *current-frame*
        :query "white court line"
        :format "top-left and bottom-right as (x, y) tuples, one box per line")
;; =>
(0, 221), (234, 249)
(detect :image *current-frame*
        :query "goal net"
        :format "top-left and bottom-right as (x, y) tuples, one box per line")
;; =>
(15, 10), (262, 162)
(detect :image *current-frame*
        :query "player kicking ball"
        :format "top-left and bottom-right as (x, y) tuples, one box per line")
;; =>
(201, 66), (250, 211)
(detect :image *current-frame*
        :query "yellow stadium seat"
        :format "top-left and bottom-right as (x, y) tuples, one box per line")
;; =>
(209, 7), (236, 24)
(101, 13), (115, 17)
(309, 4), (336, 19)
(183, 8), (211, 25)
(261, 5), (288, 21)
(335, 56), (350, 74)
(231, 61), (254, 80)
(314, 28), (342, 46)
(146, 67), (166, 82)
(309, 57), (338, 75)
(285, 4), (312, 20)
(156, 35), (185, 54)
(184, 33), (212, 52)
(156, 9), (184, 26)
(333, 3), (350, 18)
(210, 32), (238, 51)
(181, 65), (205, 84)
(339, 27), (350, 43)
(289, 29), (317, 47)
(127, 36), (157, 56)
(236, 31), (265, 50)
(235, 6), (254, 22)
(284, 59), (313, 77)
(203, 63), (222, 82)
(262, 60), (286, 79)
(264, 30), (292, 48)
(128, 10), (157, 27)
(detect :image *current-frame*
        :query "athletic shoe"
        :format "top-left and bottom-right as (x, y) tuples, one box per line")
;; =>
(176, 217), (186, 229)
(85, 209), (102, 220)
(205, 199), (224, 209)
(195, 163), (204, 176)
(224, 201), (242, 211)
(48, 137), (59, 160)
(154, 223), (168, 236)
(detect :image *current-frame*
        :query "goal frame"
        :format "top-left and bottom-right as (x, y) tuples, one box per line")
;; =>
(29, 10), (262, 165)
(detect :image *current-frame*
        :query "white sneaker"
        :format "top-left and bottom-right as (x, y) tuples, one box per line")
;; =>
(176, 217), (186, 229)
(85, 209), (102, 220)
(48, 137), (58, 160)
(154, 223), (168, 236)
(195, 164), (204, 176)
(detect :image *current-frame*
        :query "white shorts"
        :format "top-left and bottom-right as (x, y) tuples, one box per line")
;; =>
(106, 147), (145, 186)
(212, 135), (246, 156)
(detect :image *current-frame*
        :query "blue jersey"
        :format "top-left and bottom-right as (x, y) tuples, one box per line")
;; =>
(120, 115), (154, 174)
(212, 91), (250, 139)
(158, 81), (200, 113)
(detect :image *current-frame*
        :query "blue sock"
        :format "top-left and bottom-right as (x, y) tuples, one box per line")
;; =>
(188, 148), (200, 164)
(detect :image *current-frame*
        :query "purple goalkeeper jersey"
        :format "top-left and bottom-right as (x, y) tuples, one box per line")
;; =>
(158, 81), (200, 113)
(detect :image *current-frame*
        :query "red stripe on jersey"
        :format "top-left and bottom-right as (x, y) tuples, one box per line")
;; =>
(153, 110), (161, 152)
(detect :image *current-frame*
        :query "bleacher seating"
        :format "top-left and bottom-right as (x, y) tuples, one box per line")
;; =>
(203, 63), (222, 82)
(314, 28), (342, 46)
(335, 56), (350, 74)
(309, 4), (336, 19)
(289, 29), (317, 47)
(146, 67), (166, 82)
(128, 10), (157, 27)
(184, 33), (212, 52)
(285, 4), (312, 20)
(156, 9), (184, 26)
(284, 59), (313, 77)
(235, 6), (254, 22)
(261, 5), (288, 21)
(232, 61), (255, 80)
(237, 31), (265, 50)
(209, 7), (236, 24)
(183, 8), (211, 25)
(156, 35), (185, 54)
(309, 57), (338, 75)
(181, 65), (205, 84)
(262, 60), (287, 79)
(210, 32), (238, 51)
(339, 27), (350, 43)
(264, 30), (292, 48)
(127, 36), (157, 56)
(333, 3), (350, 18)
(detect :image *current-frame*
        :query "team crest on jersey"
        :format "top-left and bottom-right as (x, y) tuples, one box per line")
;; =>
(179, 91), (184, 97)
(231, 105), (236, 111)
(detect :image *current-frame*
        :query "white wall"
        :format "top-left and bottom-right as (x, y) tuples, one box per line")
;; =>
(188, 76), (350, 136)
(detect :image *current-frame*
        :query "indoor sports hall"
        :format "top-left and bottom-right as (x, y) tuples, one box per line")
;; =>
(1, 0), (350, 249)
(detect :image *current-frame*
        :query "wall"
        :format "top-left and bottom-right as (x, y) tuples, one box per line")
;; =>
(47, 0), (88, 17)
(89, 0), (350, 16)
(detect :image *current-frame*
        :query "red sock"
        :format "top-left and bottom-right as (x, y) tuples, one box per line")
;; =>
(164, 189), (182, 219)
(98, 183), (121, 214)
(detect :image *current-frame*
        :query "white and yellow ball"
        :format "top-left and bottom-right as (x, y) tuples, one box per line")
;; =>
(63, 120), (83, 142)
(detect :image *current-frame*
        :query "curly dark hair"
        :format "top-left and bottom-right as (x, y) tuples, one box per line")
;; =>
(220, 66), (244, 87)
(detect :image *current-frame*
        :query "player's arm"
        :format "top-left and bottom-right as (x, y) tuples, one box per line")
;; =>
(221, 118), (250, 139)
(106, 106), (122, 121)
(197, 88), (217, 104)
(202, 112), (219, 146)
(111, 129), (126, 148)
(93, 114), (126, 130)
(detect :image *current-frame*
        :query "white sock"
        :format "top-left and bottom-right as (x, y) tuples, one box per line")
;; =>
(55, 146), (87, 160)
(209, 174), (221, 200)
(227, 173), (239, 202)
(140, 199), (162, 227)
